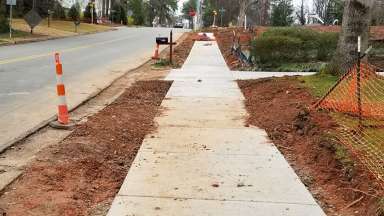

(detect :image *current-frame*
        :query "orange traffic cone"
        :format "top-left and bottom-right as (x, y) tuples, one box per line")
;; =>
(152, 44), (160, 60)
(49, 53), (74, 130)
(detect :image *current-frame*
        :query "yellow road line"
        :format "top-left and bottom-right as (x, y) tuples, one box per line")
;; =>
(0, 36), (133, 65)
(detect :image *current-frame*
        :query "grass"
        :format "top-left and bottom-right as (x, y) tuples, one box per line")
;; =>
(275, 62), (325, 72)
(152, 59), (171, 68)
(37, 19), (111, 34)
(301, 71), (384, 186)
(298, 72), (339, 97)
(0, 19), (113, 43)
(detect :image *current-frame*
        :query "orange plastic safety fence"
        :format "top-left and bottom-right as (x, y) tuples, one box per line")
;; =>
(316, 62), (384, 187)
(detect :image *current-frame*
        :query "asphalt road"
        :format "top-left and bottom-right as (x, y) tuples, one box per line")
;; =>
(0, 27), (187, 151)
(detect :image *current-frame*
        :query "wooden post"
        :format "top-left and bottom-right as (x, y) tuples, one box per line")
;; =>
(357, 36), (363, 129)
(170, 30), (173, 65)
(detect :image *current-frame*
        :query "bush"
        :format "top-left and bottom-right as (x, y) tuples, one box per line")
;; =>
(128, 16), (135, 26)
(251, 27), (339, 67)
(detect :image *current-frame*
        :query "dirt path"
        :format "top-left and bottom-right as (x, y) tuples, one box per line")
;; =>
(238, 77), (383, 216)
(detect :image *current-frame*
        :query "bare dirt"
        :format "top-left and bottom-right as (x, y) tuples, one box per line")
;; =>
(171, 32), (196, 68)
(0, 80), (172, 216)
(238, 77), (383, 216)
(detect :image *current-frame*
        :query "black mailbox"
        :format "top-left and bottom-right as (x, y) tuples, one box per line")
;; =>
(156, 37), (169, 45)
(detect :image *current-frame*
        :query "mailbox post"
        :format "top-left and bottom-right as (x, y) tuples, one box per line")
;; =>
(154, 31), (177, 65)
(170, 31), (173, 65)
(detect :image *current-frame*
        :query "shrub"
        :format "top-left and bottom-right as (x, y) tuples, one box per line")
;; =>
(251, 27), (339, 67)
(317, 32), (339, 61)
(251, 35), (302, 66)
(128, 16), (135, 26)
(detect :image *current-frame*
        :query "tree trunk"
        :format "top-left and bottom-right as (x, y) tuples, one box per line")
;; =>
(259, 0), (270, 25)
(238, 0), (247, 26)
(332, 0), (373, 75)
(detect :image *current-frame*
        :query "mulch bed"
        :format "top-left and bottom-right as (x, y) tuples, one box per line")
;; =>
(238, 77), (383, 216)
(0, 81), (172, 216)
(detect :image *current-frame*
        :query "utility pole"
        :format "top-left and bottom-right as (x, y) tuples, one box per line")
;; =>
(91, 2), (94, 24)
(9, 2), (12, 39)
(7, 0), (16, 39)
(219, 7), (225, 27)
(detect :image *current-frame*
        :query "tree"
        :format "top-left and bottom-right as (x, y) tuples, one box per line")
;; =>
(53, 1), (66, 19)
(84, 1), (97, 23)
(128, 0), (145, 25)
(68, 3), (80, 22)
(314, 0), (344, 25)
(296, 0), (306, 25)
(111, 1), (128, 24)
(181, 0), (196, 28)
(332, 0), (374, 75)
(238, 0), (257, 26)
(371, 0), (384, 25)
(0, 0), (8, 33)
(202, 0), (215, 27)
(271, 0), (294, 26)
(146, 0), (177, 26)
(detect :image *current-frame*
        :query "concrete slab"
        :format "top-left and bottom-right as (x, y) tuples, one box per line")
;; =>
(141, 127), (271, 154)
(233, 71), (316, 80)
(108, 39), (325, 215)
(109, 196), (325, 216)
(117, 151), (318, 205)
(160, 97), (244, 111)
(166, 87), (244, 99)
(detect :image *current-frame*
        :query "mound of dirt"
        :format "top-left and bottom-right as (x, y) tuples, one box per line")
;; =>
(238, 77), (383, 216)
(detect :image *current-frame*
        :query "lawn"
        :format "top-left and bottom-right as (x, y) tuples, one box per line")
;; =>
(300, 71), (384, 184)
(0, 19), (113, 44)
(298, 72), (339, 97)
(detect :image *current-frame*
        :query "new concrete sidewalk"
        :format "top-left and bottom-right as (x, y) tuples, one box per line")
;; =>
(107, 40), (326, 215)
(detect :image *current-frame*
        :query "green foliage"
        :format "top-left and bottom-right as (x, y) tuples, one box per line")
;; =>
(128, 0), (145, 25)
(111, 2), (128, 25)
(202, 0), (214, 27)
(68, 3), (80, 22)
(271, 0), (294, 26)
(251, 27), (339, 68)
(83, 2), (97, 23)
(153, 58), (170, 67)
(324, 0), (344, 25)
(52, 2), (66, 19)
(0, 0), (8, 33)
(127, 16), (135, 26)
(276, 62), (324, 72)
